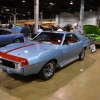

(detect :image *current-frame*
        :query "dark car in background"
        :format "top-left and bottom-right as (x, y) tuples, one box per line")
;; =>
(0, 28), (24, 46)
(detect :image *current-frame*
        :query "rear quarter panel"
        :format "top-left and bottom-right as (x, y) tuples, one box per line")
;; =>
(75, 33), (90, 49)
(7, 33), (24, 43)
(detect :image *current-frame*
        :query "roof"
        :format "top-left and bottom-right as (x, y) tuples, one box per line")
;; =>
(0, 0), (99, 23)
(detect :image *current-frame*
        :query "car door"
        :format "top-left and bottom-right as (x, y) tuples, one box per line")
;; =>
(62, 33), (82, 62)
(0, 29), (9, 46)
(4, 30), (14, 44)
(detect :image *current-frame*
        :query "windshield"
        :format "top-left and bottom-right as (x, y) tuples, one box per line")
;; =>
(33, 32), (64, 45)
(7, 29), (17, 33)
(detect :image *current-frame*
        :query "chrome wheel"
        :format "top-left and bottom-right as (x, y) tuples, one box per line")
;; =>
(39, 61), (55, 81)
(44, 62), (55, 78)
(14, 39), (21, 43)
(79, 48), (85, 60)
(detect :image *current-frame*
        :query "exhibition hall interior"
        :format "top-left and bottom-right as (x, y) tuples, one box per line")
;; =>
(0, 0), (100, 100)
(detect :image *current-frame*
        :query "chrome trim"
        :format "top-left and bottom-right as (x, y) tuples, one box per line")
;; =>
(60, 56), (79, 68)
(0, 64), (17, 72)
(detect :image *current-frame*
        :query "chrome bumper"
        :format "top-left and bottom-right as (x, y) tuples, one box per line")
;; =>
(0, 64), (24, 75)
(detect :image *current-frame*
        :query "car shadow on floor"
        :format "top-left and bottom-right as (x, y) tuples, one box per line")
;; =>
(0, 73), (39, 90)
(10, 74), (38, 82)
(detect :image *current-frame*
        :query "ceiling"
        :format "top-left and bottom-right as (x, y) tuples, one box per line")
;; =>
(0, 0), (100, 23)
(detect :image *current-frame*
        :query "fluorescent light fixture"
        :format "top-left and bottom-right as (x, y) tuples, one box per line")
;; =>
(49, 2), (54, 6)
(2, 6), (6, 8)
(22, 0), (25, 3)
(70, 1), (73, 5)
(23, 14), (25, 16)
(5, 9), (10, 11)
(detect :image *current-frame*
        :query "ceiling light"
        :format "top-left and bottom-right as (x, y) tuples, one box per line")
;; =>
(22, 0), (25, 3)
(70, 1), (73, 5)
(49, 2), (54, 6)
(5, 9), (10, 11)
(22, 14), (25, 16)
(2, 6), (6, 8)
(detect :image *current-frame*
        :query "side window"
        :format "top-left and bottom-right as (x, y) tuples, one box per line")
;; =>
(0, 30), (5, 35)
(63, 33), (79, 45)
(6, 30), (12, 34)
(3, 30), (7, 35)
(71, 34), (79, 42)
(1, 30), (7, 35)
(0, 30), (3, 35)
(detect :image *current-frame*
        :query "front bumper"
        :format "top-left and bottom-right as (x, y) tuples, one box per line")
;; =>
(0, 64), (24, 75)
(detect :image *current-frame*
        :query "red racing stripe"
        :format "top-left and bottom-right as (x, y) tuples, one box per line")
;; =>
(0, 42), (41, 66)
(5, 44), (35, 53)
(0, 52), (28, 66)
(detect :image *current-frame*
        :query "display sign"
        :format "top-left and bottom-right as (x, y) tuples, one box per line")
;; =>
(90, 44), (96, 53)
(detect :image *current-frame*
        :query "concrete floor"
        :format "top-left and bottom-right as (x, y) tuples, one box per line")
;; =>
(0, 48), (100, 100)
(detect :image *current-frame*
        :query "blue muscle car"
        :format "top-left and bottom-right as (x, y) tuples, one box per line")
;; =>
(0, 28), (24, 46)
(0, 31), (90, 80)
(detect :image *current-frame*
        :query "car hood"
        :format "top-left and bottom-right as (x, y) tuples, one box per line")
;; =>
(0, 42), (59, 59)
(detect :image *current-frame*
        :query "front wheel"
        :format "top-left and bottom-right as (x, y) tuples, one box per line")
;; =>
(79, 48), (85, 60)
(14, 38), (22, 43)
(38, 61), (55, 81)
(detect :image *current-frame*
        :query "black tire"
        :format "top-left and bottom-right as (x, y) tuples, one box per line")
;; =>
(38, 61), (55, 81)
(79, 48), (85, 60)
(14, 38), (22, 43)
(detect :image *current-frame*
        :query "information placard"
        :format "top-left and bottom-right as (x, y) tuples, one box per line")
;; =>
(90, 44), (96, 53)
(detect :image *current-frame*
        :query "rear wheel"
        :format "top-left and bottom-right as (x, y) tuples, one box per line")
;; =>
(14, 38), (22, 43)
(38, 61), (55, 81)
(79, 48), (85, 60)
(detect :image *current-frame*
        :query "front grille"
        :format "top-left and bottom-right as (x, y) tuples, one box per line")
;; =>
(0, 58), (15, 68)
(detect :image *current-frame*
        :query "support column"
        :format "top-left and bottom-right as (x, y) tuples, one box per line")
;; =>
(55, 15), (59, 26)
(58, 15), (60, 26)
(34, 0), (39, 34)
(40, 11), (43, 25)
(8, 20), (9, 24)
(13, 14), (16, 26)
(97, 7), (100, 28)
(79, 0), (84, 28)
(56, 15), (60, 26)
(17, 18), (18, 24)
(13, 8), (17, 26)
(52, 15), (55, 26)
(10, 16), (12, 23)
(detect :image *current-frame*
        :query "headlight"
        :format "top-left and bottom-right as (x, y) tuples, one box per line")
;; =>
(15, 62), (22, 71)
